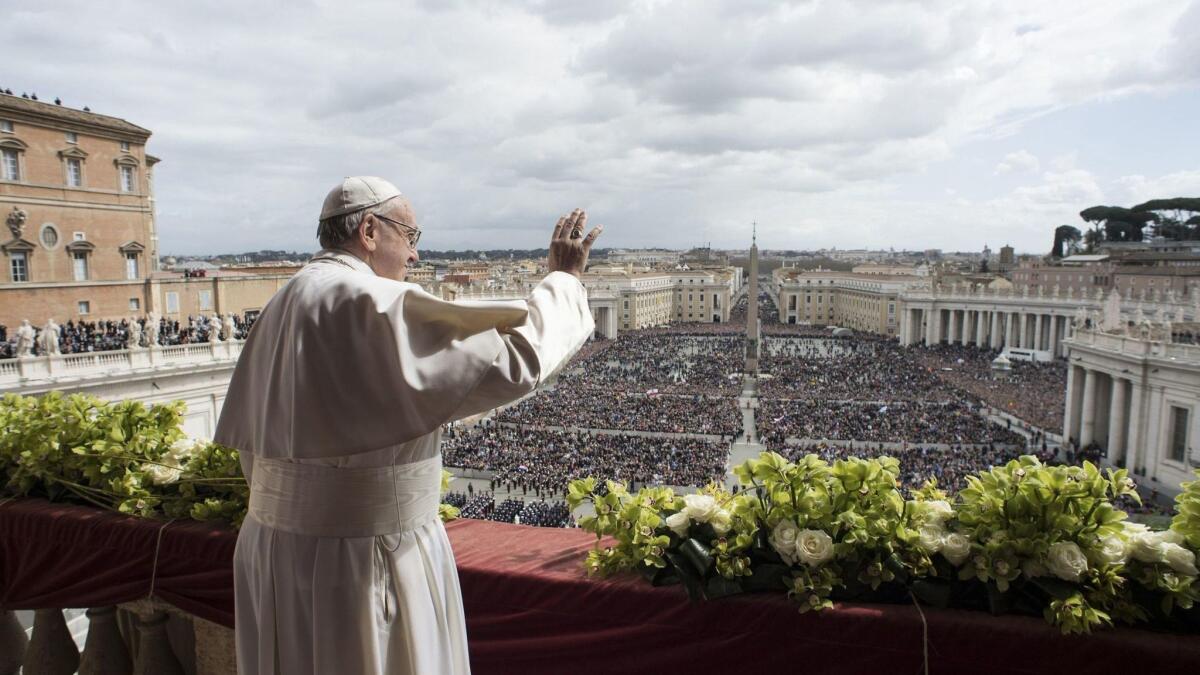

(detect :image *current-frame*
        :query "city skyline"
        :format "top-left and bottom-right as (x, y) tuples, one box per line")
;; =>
(5, 0), (1199, 255)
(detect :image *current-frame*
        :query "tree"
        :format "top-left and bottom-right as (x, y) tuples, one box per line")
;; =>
(1130, 198), (1200, 241)
(1079, 205), (1157, 248)
(1050, 225), (1082, 258)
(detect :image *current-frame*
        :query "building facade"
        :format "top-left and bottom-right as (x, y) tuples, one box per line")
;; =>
(1063, 327), (1200, 495)
(774, 267), (913, 336)
(1, 93), (160, 326)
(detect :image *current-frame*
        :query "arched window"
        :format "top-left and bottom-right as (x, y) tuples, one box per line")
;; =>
(0, 137), (27, 181)
(58, 146), (89, 188)
(114, 155), (140, 193)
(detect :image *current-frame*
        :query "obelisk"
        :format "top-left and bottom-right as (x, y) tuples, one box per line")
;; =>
(745, 222), (759, 373)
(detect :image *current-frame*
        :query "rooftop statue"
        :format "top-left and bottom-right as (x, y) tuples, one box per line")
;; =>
(1102, 290), (1122, 333)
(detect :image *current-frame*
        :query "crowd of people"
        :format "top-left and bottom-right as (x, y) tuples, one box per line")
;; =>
(557, 333), (744, 395)
(759, 337), (960, 401)
(494, 387), (741, 436)
(778, 441), (1057, 495)
(910, 344), (1067, 431)
(441, 427), (728, 497)
(447, 491), (576, 527)
(0, 313), (257, 358)
(757, 399), (1028, 447)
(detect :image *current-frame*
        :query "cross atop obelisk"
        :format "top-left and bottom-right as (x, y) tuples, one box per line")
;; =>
(745, 222), (759, 373)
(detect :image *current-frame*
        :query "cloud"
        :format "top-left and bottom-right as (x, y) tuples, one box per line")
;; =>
(2, 0), (1197, 255)
(995, 150), (1041, 174)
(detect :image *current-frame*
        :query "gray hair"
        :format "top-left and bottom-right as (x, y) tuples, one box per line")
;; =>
(316, 203), (389, 250)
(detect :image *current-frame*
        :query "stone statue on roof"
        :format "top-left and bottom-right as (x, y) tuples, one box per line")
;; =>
(1102, 289), (1122, 333)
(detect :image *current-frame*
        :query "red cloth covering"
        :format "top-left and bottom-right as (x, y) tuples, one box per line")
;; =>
(2, 499), (1198, 673)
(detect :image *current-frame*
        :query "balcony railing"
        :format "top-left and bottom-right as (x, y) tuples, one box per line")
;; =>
(3, 601), (232, 675)
(0, 340), (244, 390)
(1068, 328), (1200, 364)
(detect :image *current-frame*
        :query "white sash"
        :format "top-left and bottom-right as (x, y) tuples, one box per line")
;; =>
(247, 454), (442, 537)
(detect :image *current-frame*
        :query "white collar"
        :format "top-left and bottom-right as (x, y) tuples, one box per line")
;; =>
(310, 249), (375, 275)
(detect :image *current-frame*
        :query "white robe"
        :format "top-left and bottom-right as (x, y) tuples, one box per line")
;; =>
(215, 249), (594, 675)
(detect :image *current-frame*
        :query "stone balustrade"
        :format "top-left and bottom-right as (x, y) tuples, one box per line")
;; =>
(0, 340), (244, 391)
(1, 601), (235, 675)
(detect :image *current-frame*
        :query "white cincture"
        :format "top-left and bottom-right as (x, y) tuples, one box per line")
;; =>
(247, 454), (442, 538)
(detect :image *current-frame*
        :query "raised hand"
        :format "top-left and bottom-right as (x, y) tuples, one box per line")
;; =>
(548, 208), (602, 278)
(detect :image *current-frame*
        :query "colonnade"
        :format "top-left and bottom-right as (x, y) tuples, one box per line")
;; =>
(1063, 363), (1150, 472)
(899, 306), (1072, 356)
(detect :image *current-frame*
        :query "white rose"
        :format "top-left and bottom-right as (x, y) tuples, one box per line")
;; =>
(941, 533), (971, 566)
(1130, 530), (1183, 564)
(794, 529), (835, 567)
(665, 511), (690, 538)
(710, 509), (732, 535)
(769, 520), (801, 565)
(1160, 543), (1198, 576)
(918, 524), (946, 554)
(169, 436), (195, 455)
(142, 461), (182, 485)
(682, 494), (719, 523)
(924, 500), (953, 524)
(1094, 535), (1130, 566)
(1130, 531), (1163, 563)
(1045, 541), (1089, 582)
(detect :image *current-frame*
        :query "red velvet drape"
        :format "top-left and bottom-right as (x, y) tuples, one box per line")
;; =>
(2, 499), (1197, 673)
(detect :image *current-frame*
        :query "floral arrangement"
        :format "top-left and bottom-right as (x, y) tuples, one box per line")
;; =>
(0, 392), (459, 527)
(567, 451), (1200, 634)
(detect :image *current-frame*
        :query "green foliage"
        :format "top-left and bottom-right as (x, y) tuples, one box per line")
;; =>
(0, 393), (460, 528)
(1173, 470), (1200, 551)
(572, 452), (1200, 635)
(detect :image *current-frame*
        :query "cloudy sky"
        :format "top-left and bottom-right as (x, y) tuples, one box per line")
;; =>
(7, 0), (1200, 255)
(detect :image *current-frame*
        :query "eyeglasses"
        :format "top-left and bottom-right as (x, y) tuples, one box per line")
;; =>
(374, 213), (421, 247)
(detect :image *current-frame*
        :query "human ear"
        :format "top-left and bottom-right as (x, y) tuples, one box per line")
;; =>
(360, 215), (380, 252)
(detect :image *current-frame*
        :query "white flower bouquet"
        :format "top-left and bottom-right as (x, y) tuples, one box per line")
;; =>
(568, 451), (1200, 634)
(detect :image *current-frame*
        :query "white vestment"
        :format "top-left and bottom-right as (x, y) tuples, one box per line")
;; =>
(214, 249), (593, 675)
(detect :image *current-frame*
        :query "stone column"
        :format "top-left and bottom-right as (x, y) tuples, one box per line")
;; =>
(132, 612), (185, 675)
(1063, 364), (1077, 441)
(960, 310), (971, 346)
(0, 610), (26, 675)
(1048, 314), (1059, 357)
(1128, 382), (1146, 473)
(1034, 313), (1043, 350)
(990, 311), (1001, 349)
(1019, 313), (1028, 349)
(1080, 368), (1097, 447)
(23, 609), (79, 675)
(79, 606), (133, 675)
(975, 310), (986, 347)
(1107, 377), (1128, 466)
(1006, 312), (1017, 349)
(947, 309), (958, 343)
(1144, 388), (1165, 481)
(924, 308), (936, 346)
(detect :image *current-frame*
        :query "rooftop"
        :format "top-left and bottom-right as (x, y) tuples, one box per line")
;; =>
(0, 90), (151, 138)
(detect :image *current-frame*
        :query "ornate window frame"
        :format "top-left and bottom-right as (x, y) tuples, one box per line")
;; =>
(59, 146), (89, 188)
(114, 155), (140, 193)
(1, 238), (34, 282)
(0, 137), (27, 182)
(65, 239), (96, 281)
(119, 240), (145, 280)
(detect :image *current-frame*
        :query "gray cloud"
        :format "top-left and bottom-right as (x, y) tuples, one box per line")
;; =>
(3, 0), (1197, 255)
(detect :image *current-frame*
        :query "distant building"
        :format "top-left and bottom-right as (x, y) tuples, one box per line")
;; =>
(1, 92), (159, 325)
(606, 248), (680, 265)
(773, 266), (917, 336)
(998, 245), (1016, 275)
